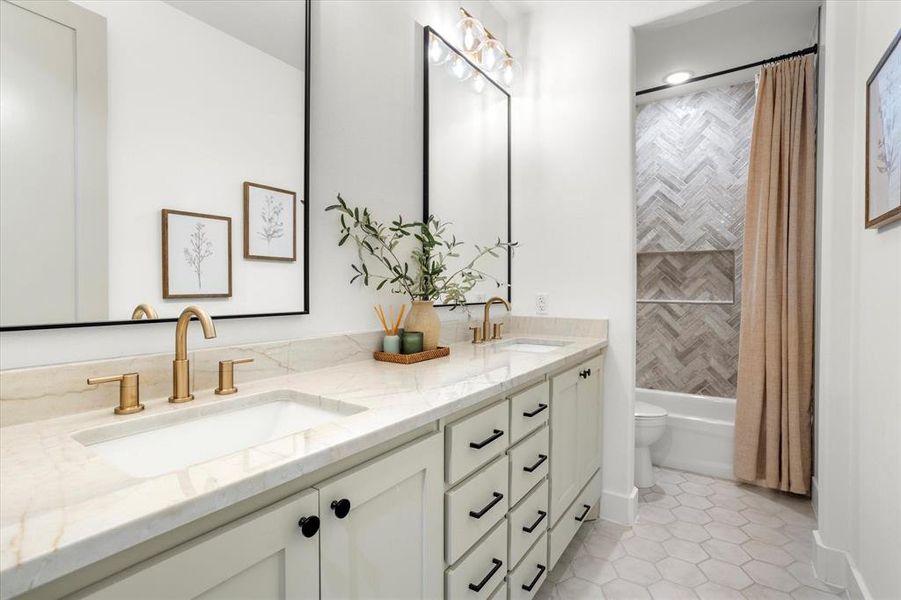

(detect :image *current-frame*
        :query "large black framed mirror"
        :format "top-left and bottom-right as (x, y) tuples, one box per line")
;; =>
(423, 26), (511, 307)
(0, 0), (310, 331)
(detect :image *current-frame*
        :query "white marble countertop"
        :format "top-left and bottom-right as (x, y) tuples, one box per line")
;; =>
(0, 334), (606, 598)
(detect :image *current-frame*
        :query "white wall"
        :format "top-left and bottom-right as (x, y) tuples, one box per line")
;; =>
(816, 1), (901, 598)
(507, 0), (707, 523)
(0, 0), (508, 369)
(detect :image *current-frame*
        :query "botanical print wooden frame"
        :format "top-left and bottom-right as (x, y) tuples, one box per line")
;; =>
(866, 30), (901, 229)
(243, 181), (297, 261)
(162, 209), (232, 299)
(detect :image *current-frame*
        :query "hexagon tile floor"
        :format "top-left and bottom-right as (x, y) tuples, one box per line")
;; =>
(535, 467), (844, 600)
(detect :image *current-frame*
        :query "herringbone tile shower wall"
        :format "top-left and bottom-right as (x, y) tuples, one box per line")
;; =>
(635, 83), (755, 398)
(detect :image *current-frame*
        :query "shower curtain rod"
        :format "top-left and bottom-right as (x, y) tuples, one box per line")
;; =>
(635, 44), (818, 96)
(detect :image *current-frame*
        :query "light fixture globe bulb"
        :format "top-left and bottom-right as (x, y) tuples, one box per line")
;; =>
(500, 56), (521, 88)
(480, 38), (505, 72)
(458, 17), (486, 53)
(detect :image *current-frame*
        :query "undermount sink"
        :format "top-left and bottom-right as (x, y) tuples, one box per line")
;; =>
(73, 391), (366, 478)
(496, 339), (571, 353)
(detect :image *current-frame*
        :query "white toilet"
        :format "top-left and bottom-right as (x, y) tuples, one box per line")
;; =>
(634, 401), (667, 488)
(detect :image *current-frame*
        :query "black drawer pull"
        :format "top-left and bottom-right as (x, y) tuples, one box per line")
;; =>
(469, 492), (504, 519)
(521, 564), (547, 592)
(469, 429), (504, 449)
(330, 498), (351, 519)
(579, 370), (587, 379)
(523, 454), (548, 473)
(468, 558), (503, 592)
(586, 368), (592, 377)
(575, 504), (592, 522)
(522, 403), (547, 418)
(297, 516), (320, 538)
(522, 510), (547, 533)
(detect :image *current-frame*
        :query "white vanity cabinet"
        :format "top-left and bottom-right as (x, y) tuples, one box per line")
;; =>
(78, 433), (443, 600)
(80, 489), (321, 600)
(62, 351), (605, 600)
(318, 432), (444, 599)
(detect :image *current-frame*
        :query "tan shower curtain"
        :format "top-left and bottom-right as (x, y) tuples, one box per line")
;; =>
(734, 55), (816, 495)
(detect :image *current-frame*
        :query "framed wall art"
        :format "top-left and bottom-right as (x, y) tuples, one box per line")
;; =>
(162, 209), (232, 298)
(866, 30), (901, 229)
(244, 181), (297, 261)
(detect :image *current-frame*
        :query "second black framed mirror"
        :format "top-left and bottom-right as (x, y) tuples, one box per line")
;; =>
(423, 25), (512, 307)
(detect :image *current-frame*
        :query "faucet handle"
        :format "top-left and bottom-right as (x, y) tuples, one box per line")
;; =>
(492, 322), (504, 340)
(87, 373), (144, 415)
(470, 326), (483, 344)
(216, 358), (254, 395)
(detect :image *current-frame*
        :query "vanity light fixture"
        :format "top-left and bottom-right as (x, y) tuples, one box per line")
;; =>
(456, 7), (521, 89)
(664, 70), (694, 85)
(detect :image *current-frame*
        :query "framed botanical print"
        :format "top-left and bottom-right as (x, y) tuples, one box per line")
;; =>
(162, 209), (232, 298)
(866, 30), (901, 229)
(244, 181), (297, 261)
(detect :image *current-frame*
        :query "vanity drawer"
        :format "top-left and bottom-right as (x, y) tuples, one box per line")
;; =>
(446, 400), (510, 484)
(446, 519), (508, 600)
(446, 454), (510, 564)
(507, 533), (549, 600)
(509, 381), (549, 444)
(489, 581), (508, 600)
(508, 425), (549, 506)
(549, 469), (601, 569)
(508, 478), (549, 568)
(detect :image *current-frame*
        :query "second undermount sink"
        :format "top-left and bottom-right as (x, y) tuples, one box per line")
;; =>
(496, 339), (572, 353)
(73, 391), (366, 478)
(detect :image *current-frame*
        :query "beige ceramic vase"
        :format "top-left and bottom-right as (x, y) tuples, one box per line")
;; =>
(404, 300), (441, 350)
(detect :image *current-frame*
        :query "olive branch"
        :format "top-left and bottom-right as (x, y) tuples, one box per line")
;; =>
(325, 194), (516, 305)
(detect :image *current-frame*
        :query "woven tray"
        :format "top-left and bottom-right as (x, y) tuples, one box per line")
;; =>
(373, 346), (450, 364)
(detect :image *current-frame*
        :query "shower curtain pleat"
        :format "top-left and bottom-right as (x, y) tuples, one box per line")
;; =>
(733, 55), (816, 495)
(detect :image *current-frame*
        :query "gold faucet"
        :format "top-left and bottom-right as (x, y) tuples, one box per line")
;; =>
(482, 296), (511, 342)
(131, 303), (158, 320)
(170, 305), (217, 403)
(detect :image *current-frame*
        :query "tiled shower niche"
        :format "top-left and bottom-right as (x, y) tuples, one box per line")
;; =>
(637, 250), (736, 304)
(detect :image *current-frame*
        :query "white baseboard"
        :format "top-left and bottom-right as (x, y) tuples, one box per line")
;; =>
(813, 530), (873, 600)
(600, 486), (638, 525)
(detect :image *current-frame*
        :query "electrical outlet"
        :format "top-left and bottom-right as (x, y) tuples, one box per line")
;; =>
(536, 293), (549, 315)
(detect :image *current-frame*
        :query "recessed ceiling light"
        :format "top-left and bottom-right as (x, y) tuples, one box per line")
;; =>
(664, 71), (693, 85)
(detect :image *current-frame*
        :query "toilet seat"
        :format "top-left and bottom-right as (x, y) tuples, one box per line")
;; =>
(635, 401), (667, 419)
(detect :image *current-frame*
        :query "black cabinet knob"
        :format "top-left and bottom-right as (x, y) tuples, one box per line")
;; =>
(298, 515), (320, 537)
(586, 368), (592, 377)
(578, 370), (587, 379)
(330, 498), (351, 519)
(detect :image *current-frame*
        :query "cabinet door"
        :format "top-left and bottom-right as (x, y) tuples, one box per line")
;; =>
(81, 489), (320, 600)
(318, 433), (443, 599)
(576, 354), (604, 486)
(549, 366), (580, 526)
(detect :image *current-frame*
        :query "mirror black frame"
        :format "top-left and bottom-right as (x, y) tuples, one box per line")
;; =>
(422, 25), (512, 308)
(1, 0), (312, 332)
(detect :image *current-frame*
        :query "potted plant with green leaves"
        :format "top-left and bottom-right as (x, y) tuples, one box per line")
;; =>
(326, 194), (515, 350)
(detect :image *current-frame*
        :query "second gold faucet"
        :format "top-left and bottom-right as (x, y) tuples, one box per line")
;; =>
(170, 305), (217, 403)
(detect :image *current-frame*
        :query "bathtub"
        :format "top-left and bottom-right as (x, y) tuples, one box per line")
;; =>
(636, 388), (737, 480)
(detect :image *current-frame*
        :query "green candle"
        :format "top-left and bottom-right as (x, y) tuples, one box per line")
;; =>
(402, 331), (424, 354)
